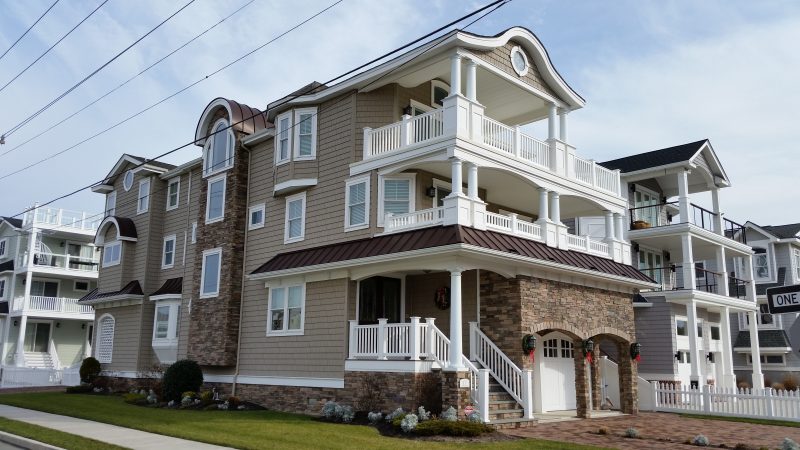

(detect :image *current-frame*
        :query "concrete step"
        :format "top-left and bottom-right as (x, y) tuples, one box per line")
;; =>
(489, 417), (537, 430)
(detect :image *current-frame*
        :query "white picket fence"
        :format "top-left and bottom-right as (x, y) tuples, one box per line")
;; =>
(0, 366), (81, 388)
(653, 381), (800, 422)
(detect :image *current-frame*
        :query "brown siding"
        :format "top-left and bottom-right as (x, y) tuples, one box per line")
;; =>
(94, 304), (142, 372)
(469, 41), (561, 101)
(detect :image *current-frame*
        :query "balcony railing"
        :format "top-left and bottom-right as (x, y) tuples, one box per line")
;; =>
(22, 207), (101, 232)
(17, 252), (99, 273)
(638, 265), (750, 300)
(629, 203), (747, 245)
(385, 207), (444, 232)
(11, 296), (94, 315)
(363, 107), (621, 196)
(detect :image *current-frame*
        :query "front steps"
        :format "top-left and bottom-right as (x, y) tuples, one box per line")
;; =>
(23, 352), (54, 369)
(486, 379), (536, 429)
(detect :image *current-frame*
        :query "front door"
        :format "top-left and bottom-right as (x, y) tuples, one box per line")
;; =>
(358, 277), (401, 324)
(634, 189), (660, 226)
(24, 322), (51, 352)
(540, 334), (577, 411)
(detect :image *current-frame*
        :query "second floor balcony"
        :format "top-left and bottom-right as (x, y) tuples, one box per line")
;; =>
(22, 206), (101, 234)
(638, 265), (751, 300)
(629, 201), (748, 246)
(16, 251), (99, 275)
(10, 295), (94, 318)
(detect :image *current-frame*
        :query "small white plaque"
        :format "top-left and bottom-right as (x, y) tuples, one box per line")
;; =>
(459, 378), (471, 388)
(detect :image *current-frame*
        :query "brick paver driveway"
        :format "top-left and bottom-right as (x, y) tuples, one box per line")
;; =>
(505, 412), (800, 450)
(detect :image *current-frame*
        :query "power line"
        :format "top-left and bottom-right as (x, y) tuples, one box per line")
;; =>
(0, 0), (111, 95)
(0, 0), (344, 180)
(5, 0), (508, 221)
(0, 0), (258, 160)
(1, 0), (197, 138)
(0, 0), (61, 63)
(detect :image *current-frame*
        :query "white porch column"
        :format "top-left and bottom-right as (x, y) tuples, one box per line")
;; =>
(547, 103), (557, 140)
(465, 58), (477, 102)
(711, 187), (723, 235)
(686, 301), (701, 387)
(447, 268), (465, 371)
(15, 227), (38, 367)
(716, 247), (729, 297)
(558, 109), (569, 143)
(549, 191), (561, 224)
(449, 158), (463, 197)
(603, 211), (614, 240)
(449, 54), (462, 97)
(537, 188), (549, 222)
(677, 170), (690, 223)
(466, 162), (478, 199)
(681, 234), (696, 290)
(614, 213), (624, 240)
(719, 306), (736, 389)
(14, 315), (27, 367)
(746, 310), (764, 390)
(742, 256), (757, 302)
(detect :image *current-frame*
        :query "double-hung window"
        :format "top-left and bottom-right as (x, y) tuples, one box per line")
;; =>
(200, 248), (221, 298)
(294, 109), (317, 160)
(166, 178), (180, 210)
(137, 178), (151, 214)
(276, 114), (291, 164)
(162, 235), (176, 269)
(0, 238), (6, 258)
(378, 174), (415, 226)
(249, 204), (265, 230)
(284, 192), (306, 243)
(675, 319), (688, 336)
(0, 278), (6, 300)
(267, 284), (305, 335)
(345, 177), (370, 230)
(105, 191), (116, 217)
(794, 249), (800, 282)
(753, 249), (770, 280)
(102, 241), (122, 267)
(206, 174), (226, 224)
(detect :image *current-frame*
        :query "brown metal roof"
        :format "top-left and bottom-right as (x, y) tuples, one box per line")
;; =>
(79, 280), (144, 303)
(252, 225), (653, 283)
(151, 277), (182, 297)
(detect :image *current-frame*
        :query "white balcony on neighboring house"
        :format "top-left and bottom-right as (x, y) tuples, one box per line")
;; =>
(16, 251), (99, 277)
(22, 206), (101, 235)
(10, 296), (94, 320)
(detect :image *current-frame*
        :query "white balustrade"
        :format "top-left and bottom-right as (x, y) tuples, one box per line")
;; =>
(485, 211), (512, 232)
(348, 319), (426, 360)
(482, 116), (515, 155)
(23, 207), (101, 231)
(566, 233), (587, 251)
(384, 207), (444, 233)
(11, 296), (93, 314)
(654, 382), (800, 422)
(22, 251), (99, 272)
(0, 367), (80, 388)
(365, 122), (402, 158)
(470, 323), (527, 410)
(519, 134), (550, 169)
(573, 156), (594, 185)
(594, 164), (619, 194)
(410, 108), (444, 144)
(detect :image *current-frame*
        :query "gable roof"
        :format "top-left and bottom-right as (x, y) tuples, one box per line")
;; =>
(600, 140), (708, 173)
(0, 216), (22, 229)
(251, 225), (653, 284)
(79, 280), (144, 304)
(92, 154), (176, 191)
(734, 329), (791, 349)
(760, 223), (800, 239)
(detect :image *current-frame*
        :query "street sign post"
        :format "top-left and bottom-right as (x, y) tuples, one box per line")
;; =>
(766, 284), (800, 314)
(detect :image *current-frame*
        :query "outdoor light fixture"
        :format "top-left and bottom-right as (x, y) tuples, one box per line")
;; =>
(706, 352), (714, 362)
(56, 322), (61, 328)
(13, 320), (18, 327)
(402, 105), (413, 116)
(82, 323), (86, 329)
(675, 352), (681, 361)
(426, 187), (436, 198)
(629, 184), (636, 192)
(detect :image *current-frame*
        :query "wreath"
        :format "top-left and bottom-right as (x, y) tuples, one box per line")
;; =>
(434, 286), (450, 310)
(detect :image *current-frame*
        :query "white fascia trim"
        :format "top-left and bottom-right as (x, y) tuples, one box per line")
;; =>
(345, 359), (437, 373)
(628, 222), (753, 255)
(149, 294), (182, 302)
(617, 162), (692, 183)
(194, 98), (233, 146)
(203, 374), (344, 389)
(91, 184), (114, 194)
(664, 291), (758, 312)
(159, 158), (202, 180)
(633, 303), (653, 308)
(274, 178), (317, 196)
(100, 370), (140, 378)
(733, 347), (792, 353)
(241, 127), (275, 147)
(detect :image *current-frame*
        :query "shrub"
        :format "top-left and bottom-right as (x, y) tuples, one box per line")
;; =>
(692, 434), (710, 446)
(414, 420), (493, 437)
(227, 396), (241, 409)
(417, 406), (431, 422)
(322, 401), (339, 420)
(79, 357), (102, 383)
(598, 427), (609, 435)
(391, 414), (408, 428)
(339, 405), (354, 423)
(65, 384), (93, 394)
(737, 381), (751, 390)
(441, 406), (457, 422)
(385, 407), (404, 422)
(467, 411), (482, 423)
(200, 390), (213, 404)
(162, 360), (203, 402)
(782, 375), (799, 392)
(123, 393), (147, 405)
(320, 401), (354, 422)
(400, 414), (418, 433)
(734, 444), (755, 450)
(367, 411), (383, 424)
(772, 383), (786, 391)
(181, 391), (196, 400)
(783, 438), (800, 450)
(91, 377), (109, 390)
(624, 428), (640, 438)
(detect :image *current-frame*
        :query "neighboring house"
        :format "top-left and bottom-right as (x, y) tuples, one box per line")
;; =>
(0, 208), (99, 384)
(81, 27), (668, 425)
(729, 222), (800, 386)
(599, 140), (764, 390)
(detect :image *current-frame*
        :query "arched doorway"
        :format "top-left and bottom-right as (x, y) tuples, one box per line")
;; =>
(539, 331), (576, 411)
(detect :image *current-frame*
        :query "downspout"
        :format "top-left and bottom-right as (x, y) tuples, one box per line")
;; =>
(232, 146), (253, 397)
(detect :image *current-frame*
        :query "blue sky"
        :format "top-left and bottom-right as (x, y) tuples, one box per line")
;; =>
(0, 0), (798, 224)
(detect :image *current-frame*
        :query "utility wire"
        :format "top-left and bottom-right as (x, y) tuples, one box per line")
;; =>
(5, 0), (508, 221)
(1, 0), (197, 138)
(0, 0), (61, 63)
(0, 0), (110, 95)
(0, 0), (258, 159)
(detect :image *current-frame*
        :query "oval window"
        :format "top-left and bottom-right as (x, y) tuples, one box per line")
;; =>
(123, 170), (134, 191)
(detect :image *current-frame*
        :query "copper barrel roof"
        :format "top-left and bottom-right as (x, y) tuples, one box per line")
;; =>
(79, 280), (144, 303)
(195, 98), (270, 142)
(252, 225), (654, 283)
(151, 277), (183, 297)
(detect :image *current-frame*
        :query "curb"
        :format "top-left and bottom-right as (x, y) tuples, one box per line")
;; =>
(0, 430), (63, 450)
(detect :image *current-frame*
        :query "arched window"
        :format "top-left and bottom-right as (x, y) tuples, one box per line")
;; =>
(203, 120), (234, 176)
(96, 314), (115, 363)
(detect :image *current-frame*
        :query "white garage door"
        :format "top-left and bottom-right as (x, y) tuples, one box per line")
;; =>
(540, 335), (577, 411)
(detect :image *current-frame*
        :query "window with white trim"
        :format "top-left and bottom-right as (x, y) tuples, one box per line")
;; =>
(378, 174), (415, 226)
(710, 325), (720, 341)
(96, 314), (115, 363)
(0, 239), (6, 258)
(676, 318), (688, 336)
(74, 280), (89, 292)
(345, 176), (370, 230)
(746, 354), (785, 365)
(753, 249), (770, 280)
(123, 170), (134, 191)
(162, 235), (176, 269)
(102, 241), (121, 267)
(190, 222), (197, 244)
(200, 248), (222, 298)
(105, 191), (116, 217)
(0, 278), (6, 300)
(794, 248), (800, 282)
(267, 284), (305, 335)
(284, 192), (306, 243)
(205, 174), (226, 223)
(294, 108), (317, 160)
(152, 300), (180, 342)
(203, 119), (234, 176)
(137, 178), (150, 214)
(249, 204), (265, 230)
(431, 79), (450, 107)
(276, 113), (291, 164)
(166, 178), (180, 210)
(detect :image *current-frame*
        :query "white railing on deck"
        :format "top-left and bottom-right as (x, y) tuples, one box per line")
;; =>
(483, 212), (542, 240)
(349, 318), (426, 360)
(364, 110), (444, 159)
(566, 234), (609, 257)
(566, 234), (586, 250)
(366, 122), (402, 158)
(519, 134), (550, 169)
(20, 251), (99, 272)
(411, 108), (444, 144)
(653, 382), (800, 422)
(482, 117), (515, 154)
(384, 207), (443, 232)
(12, 296), (94, 315)
(23, 207), (101, 232)
(573, 156), (594, 185)
(469, 323), (524, 405)
(0, 366), (80, 388)
(594, 164), (618, 194)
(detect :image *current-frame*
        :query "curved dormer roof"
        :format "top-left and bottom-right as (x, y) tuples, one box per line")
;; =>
(194, 98), (270, 147)
(95, 216), (137, 245)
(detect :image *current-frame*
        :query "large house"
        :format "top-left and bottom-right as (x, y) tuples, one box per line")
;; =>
(79, 26), (764, 425)
(0, 208), (99, 386)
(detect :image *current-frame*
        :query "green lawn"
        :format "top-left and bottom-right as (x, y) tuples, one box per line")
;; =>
(0, 416), (128, 450)
(679, 413), (800, 428)
(0, 393), (607, 450)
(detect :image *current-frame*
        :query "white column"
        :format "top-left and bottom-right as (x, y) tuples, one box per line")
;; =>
(681, 234), (696, 290)
(604, 211), (614, 240)
(719, 307), (736, 389)
(465, 59), (477, 102)
(716, 247), (729, 297)
(449, 158), (463, 197)
(747, 310), (764, 389)
(711, 187), (723, 235)
(547, 103), (557, 140)
(686, 301), (701, 387)
(448, 269), (465, 371)
(14, 316), (27, 367)
(677, 170), (690, 223)
(15, 227), (38, 367)
(743, 256), (757, 302)
(466, 162), (478, 199)
(549, 191), (561, 224)
(614, 213), (624, 240)
(558, 109), (569, 143)
(537, 188), (549, 222)
(409, 316), (421, 360)
(449, 54), (462, 97)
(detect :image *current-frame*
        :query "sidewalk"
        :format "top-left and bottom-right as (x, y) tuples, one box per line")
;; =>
(0, 405), (231, 450)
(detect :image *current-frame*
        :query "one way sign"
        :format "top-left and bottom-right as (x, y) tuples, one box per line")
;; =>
(766, 284), (800, 314)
